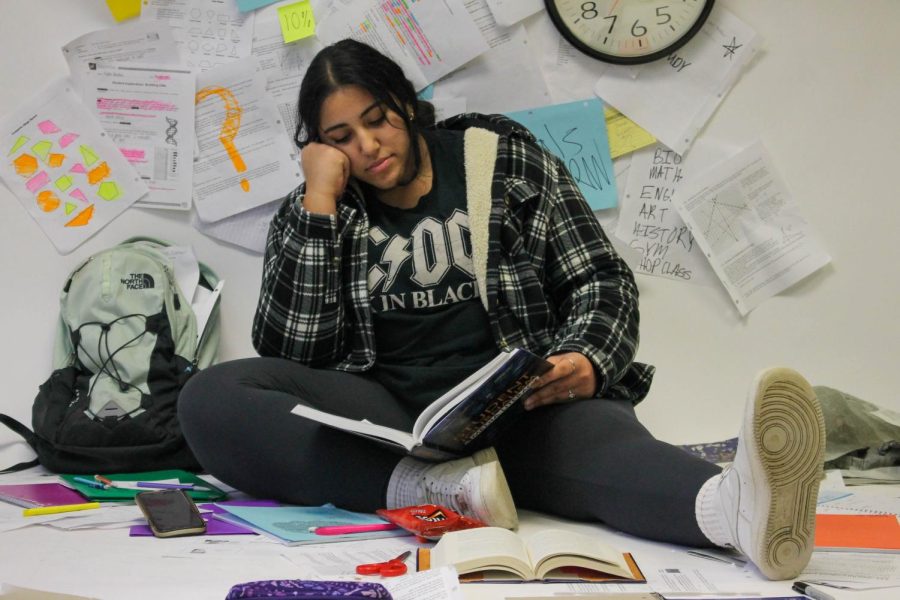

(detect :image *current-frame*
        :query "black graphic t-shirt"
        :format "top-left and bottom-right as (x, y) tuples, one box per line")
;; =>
(366, 129), (497, 410)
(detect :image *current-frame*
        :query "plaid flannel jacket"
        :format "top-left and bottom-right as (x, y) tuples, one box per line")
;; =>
(253, 114), (654, 404)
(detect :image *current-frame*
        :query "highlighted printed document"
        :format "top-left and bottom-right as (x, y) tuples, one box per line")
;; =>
(317, 0), (489, 91)
(81, 62), (196, 210)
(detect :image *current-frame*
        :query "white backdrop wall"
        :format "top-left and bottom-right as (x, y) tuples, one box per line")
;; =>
(1, 0), (898, 469)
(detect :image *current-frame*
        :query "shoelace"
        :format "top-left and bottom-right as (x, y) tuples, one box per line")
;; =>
(74, 314), (148, 420)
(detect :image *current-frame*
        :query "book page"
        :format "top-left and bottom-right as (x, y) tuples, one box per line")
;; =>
(431, 526), (534, 580)
(411, 351), (509, 440)
(526, 528), (631, 580)
(290, 404), (416, 452)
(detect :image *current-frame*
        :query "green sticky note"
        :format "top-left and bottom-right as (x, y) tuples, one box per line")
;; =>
(278, 1), (315, 43)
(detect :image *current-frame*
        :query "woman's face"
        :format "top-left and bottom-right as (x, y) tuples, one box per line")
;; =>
(317, 85), (414, 190)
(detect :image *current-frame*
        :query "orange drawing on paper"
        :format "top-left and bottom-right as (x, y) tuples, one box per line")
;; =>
(48, 153), (66, 168)
(66, 204), (94, 227)
(195, 86), (250, 192)
(36, 190), (61, 212)
(13, 154), (38, 177)
(87, 161), (110, 184)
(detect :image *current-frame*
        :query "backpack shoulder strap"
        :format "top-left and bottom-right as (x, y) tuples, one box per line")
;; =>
(0, 413), (40, 473)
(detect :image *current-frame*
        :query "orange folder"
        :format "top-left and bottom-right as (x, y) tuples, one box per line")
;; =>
(814, 514), (900, 552)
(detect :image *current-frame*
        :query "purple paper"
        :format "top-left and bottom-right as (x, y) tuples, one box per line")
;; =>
(129, 512), (257, 536)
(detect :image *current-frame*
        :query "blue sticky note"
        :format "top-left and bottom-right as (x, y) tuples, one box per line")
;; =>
(506, 98), (617, 210)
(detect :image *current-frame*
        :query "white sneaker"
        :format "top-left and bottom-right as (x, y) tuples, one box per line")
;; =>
(697, 367), (825, 580)
(387, 447), (519, 529)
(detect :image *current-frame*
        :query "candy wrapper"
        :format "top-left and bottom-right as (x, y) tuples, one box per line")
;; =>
(376, 504), (486, 540)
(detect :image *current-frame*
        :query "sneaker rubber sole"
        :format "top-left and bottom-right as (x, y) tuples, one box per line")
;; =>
(745, 367), (825, 580)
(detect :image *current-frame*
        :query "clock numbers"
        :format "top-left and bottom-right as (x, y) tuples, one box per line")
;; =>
(546, 0), (714, 63)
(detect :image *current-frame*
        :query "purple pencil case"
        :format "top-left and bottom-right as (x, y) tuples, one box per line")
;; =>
(225, 580), (393, 599)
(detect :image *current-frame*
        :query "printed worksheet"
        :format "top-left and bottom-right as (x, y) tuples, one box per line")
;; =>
(483, 0), (542, 27)
(193, 57), (302, 223)
(62, 19), (183, 92)
(593, 3), (761, 156)
(191, 197), (281, 253)
(81, 62), (196, 210)
(251, 4), (324, 142)
(0, 78), (147, 254)
(673, 141), (831, 315)
(141, 0), (255, 72)
(432, 11), (551, 114)
(316, 0), (489, 90)
(527, 11), (608, 104)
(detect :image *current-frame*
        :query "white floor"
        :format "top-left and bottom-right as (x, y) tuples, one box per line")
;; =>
(0, 467), (898, 600)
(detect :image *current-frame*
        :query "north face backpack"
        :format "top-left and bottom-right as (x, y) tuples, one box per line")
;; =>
(0, 237), (221, 474)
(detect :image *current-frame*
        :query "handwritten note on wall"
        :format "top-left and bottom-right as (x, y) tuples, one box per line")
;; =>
(614, 143), (718, 286)
(507, 98), (616, 210)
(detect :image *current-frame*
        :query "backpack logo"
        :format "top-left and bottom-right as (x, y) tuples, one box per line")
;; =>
(121, 273), (155, 290)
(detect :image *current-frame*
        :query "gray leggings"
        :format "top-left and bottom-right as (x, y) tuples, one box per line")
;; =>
(178, 357), (720, 546)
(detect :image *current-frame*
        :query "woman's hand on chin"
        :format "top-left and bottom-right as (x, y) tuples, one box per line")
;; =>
(300, 142), (350, 215)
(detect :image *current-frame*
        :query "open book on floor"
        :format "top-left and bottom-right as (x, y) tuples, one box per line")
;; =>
(291, 348), (552, 461)
(416, 526), (645, 583)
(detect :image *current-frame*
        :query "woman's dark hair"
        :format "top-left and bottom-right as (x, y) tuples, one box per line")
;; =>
(295, 39), (435, 181)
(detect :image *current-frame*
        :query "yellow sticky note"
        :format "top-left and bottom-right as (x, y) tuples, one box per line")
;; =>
(605, 106), (656, 159)
(106, 0), (141, 22)
(278, 1), (316, 43)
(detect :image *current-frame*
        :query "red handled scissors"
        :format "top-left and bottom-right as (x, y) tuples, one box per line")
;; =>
(355, 550), (411, 577)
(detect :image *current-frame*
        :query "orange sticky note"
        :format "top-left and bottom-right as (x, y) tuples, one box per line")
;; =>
(278, 1), (316, 43)
(105, 0), (141, 22)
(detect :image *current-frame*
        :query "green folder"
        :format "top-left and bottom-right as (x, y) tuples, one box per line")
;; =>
(59, 469), (228, 502)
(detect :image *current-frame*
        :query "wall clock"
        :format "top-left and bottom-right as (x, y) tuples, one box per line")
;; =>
(545, 0), (715, 65)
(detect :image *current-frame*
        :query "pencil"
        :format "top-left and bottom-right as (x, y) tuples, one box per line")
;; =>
(22, 502), (102, 517)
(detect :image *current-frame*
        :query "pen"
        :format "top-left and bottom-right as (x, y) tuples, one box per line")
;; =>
(793, 582), (836, 600)
(136, 481), (195, 490)
(310, 522), (399, 536)
(72, 475), (106, 489)
(23, 502), (102, 517)
(94, 475), (116, 488)
(686, 549), (746, 566)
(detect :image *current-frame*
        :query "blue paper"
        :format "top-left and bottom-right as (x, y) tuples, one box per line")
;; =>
(506, 98), (617, 210)
(236, 0), (282, 12)
(213, 503), (409, 545)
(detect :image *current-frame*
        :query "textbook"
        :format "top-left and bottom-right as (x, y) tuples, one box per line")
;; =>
(417, 526), (645, 583)
(291, 348), (552, 460)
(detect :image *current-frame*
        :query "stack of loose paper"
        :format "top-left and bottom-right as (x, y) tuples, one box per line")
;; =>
(594, 3), (762, 156)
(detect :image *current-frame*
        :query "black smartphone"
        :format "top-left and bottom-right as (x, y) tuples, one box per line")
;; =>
(135, 489), (206, 538)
